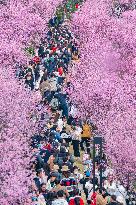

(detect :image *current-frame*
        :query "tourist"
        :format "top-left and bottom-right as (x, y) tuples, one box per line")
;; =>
(108, 195), (118, 205)
(71, 125), (81, 159)
(69, 188), (84, 205)
(46, 171), (58, 191)
(60, 165), (77, 196)
(52, 190), (68, 205)
(80, 120), (93, 154)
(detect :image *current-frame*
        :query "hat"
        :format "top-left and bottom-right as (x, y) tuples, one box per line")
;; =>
(85, 170), (91, 177)
(61, 165), (69, 172)
(53, 165), (59, 171)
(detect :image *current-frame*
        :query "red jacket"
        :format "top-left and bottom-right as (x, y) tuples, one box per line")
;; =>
(69, 197), (84, 205)
(91, 192), (97, 205)
(32, 56), (40, 64)
(51, 47), (57, 53)
(58, 67), (63, 75)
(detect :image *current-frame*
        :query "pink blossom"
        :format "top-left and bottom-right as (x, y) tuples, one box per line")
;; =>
(69, 0), (136, 183)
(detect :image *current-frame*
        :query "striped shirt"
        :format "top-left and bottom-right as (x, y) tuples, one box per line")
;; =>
(60, 177), (77, 192)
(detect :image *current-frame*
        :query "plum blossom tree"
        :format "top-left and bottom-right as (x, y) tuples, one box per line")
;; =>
(68, 0), (136, 183)
(0, 0), (63, 203)
(0, 0), (63, 66)
(0, 66), (42, 204)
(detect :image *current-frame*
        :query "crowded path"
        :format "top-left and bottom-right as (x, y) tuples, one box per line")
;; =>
(15, 1), (136, 205)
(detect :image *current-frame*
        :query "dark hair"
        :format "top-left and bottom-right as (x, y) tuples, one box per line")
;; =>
(52, 152), (57, 157)
(72, 189), (81, 205)
(92, 177), (98, 185)
(74, 197), (81, 205)
(54, 178), (60, 185)
(57, 190), (64, 198)
(49, 135), (54, 143)
(95, 187), (100, 192)
(73, 188), (79, 196)
(41, 183), (46, 187)
(47, 192), (55, 201)
(29, 60), (34, 66)
(102, 187), (109, 198)
(62, 127), (66, 131)
(102, 187), (107, 192)
(73, 166), (78, 170)
(40, 183), (46, 193)
(60, 147), (66, 153)
(50, 172), (58, 178)
(63, 156), (68, 162)
(63, 170), (71, 178)
(111, 195), (117, 201)
(36, 169), (42, 176)
(59, 139), (63, 143)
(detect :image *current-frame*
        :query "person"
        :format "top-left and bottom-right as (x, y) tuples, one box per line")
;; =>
(46, 172), (58, 191)
(69, 188), (84, 205)
(60, 127), (71, 145)
(115, 181), (127, 205)
(106, 178), (117, 196)
(52, 190), (68, 205)
(40, 183), (48, 201)
(25, 69), (35, 90)
(57, 117), (64, 132)
(102, 188), (110, 204)
(126, 188), (136, 205)
(95, 188), (107, 205)
(85, 179), (97, 204)
(71, 125), (81, 159)
(32, 190), (47, 205)
(47, 153), (56, 171)
(46, 191), (56, 205)
(52, 164), (60, 172)
(60, 166), (77, 196)
(37, 192), (47, 205)
(117, 196), (126, 205)
(83, 153), (93, 175)
(35, 66), (44, 90)
(80, 120), (92, 154)
(73, 166), (84, 195)
(108, 195), (118, 205)
(34, 169), (47, 190)
(51, 178), (69, 198)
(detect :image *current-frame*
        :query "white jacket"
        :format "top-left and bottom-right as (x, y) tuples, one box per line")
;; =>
(115, 185), (127, 205)
(52, 198), (68, 205)
(49, 77), (58, 91)
(85, 181), (94, 200)
(35, 69), (44, 90)
(37, 194), (46, 205)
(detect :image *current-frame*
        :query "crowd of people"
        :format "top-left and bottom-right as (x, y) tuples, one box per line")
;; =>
(15, 3), (136, 205)
(30, 117), (136, 205)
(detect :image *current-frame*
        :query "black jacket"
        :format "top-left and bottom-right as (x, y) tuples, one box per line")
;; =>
(108, 202), (119, 205)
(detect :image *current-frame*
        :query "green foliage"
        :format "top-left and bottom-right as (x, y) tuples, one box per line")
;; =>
(25, 46), (35, 56)
(50, 0), (86, 27)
